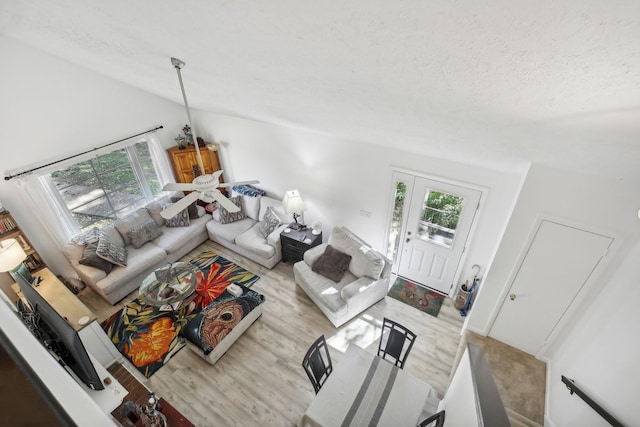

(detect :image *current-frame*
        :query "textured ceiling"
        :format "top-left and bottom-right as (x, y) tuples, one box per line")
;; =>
(2, 1), (639, 182)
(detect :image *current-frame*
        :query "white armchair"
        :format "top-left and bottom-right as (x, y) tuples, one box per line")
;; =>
(293, 226), (392, 327)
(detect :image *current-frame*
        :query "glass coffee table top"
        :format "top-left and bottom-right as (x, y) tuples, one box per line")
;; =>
(139, 262), (198, 307)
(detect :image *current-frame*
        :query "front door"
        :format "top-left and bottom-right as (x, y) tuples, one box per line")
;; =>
(396, 176), (481, 295)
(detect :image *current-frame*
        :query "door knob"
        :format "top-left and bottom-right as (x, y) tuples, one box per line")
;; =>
(510, 293), (516, 301)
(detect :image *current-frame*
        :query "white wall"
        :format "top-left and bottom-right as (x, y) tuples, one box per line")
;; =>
(467, 164), (640, 425)
(545, 240), (640, 426)
(192, 111), (524, 289)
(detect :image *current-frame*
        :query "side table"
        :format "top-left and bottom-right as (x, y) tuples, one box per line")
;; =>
(281, 226), (322, 264)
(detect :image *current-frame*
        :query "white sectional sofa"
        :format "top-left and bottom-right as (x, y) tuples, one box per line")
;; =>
(293, 226), (392, 327)
(206, 192), (290, 269)
(62, 192), (210, 304)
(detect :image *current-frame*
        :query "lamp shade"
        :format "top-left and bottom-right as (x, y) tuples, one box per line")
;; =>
(282, 190), (306, 214)
(0, 238), (27, 272)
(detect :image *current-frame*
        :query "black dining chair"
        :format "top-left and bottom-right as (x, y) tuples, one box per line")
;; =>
(302, 335), (333, 394)
(377, 317), (417, 369)
(418, 410), (446, 427)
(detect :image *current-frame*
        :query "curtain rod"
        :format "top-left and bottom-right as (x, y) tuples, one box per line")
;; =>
(4, 125), (164, 181)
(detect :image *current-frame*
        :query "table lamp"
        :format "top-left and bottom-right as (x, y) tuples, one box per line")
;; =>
(283, 190), (306, 230)
(0, 238), (34, 285)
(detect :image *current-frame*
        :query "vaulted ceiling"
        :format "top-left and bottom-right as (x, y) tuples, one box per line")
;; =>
(2, 1), (639, 182)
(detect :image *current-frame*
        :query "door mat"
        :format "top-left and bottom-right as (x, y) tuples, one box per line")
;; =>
(387, 276), (445, 318)
(101, 251), (260, 378)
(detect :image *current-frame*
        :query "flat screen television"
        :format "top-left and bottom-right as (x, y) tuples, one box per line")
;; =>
(14, 273), (105, 391)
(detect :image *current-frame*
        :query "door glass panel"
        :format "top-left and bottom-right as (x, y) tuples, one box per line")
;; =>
(386, 181), (407, 260)
(415, 190), (464, 248)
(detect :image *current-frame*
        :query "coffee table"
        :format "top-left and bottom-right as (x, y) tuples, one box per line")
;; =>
(139, 262), (198, 310)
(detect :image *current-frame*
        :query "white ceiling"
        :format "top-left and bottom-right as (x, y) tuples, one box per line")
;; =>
(2, 1), (639, 182)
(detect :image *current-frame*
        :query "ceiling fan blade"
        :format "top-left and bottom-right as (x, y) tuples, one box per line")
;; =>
(219, 180), (260, 188)
(163, 182), (196, 191)
(211, 170), (224, 181)
(160, 191), (200, 219)
(211, 191), (240, 213)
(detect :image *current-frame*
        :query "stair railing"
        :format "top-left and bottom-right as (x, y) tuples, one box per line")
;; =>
(561, 375), (624, 427)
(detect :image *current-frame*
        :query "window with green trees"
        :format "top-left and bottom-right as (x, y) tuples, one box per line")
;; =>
(417, 190), (464, 247)
(47, 141), (163, 232)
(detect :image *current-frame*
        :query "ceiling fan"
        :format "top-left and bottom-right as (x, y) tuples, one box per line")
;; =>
(160, 58), (259, 220)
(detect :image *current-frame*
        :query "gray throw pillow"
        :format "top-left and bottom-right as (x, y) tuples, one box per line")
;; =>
(312, 245), (353, 283)
(71, 227), (101, 246)
(171, 196), (199, 219)
(162, 203), (190, 227)
(126, 218), (163, 249)
(259, 207), (280, 238)
(96, 232), (128, 267)
(79, 241), (113, 274)
(114, 208), (154, 246)
(219, 196), (247, 224)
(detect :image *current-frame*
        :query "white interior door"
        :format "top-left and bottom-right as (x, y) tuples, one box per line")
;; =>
(489, 220), (613, 355)
(397, 177), (480, 295)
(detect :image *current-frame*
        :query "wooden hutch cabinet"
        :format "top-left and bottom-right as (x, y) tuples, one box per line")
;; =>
(167, 144), (224, 185)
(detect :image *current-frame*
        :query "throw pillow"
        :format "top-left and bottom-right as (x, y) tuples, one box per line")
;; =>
(218, 196), (247, 224)
(126, 218), (163, 249)
(101, 224), (126, 249)
(96, 232), (128, 267)
(114, 208), (154, 246)
(162, 203), (190, 227)
(71, 227), (101, 246)
(79, 242), (114, 274)
(259, 206), (280, 238)
(171, 196), (199, 219)
(145, 195), (173, 227)
(312, 245), (352, 283)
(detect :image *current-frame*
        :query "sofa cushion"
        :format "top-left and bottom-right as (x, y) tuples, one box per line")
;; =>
(235, 223), (276, 259)
(96, 232), (128, 267)
(294, 260), (352, 316)
(127, 218), (163, 249)
(62, 242), (84, 264)
(145, 196), (171, 226)
(114, 208), (155, 245)
(312, 245), (352, 282)
(79, 241), (114, 274)
(206, 217), (256, 243)
(163, 204), (190, 227)
(230, 191), (262, 221)
(96, 244), (166, 296)
(153, 215), (210, 254)
(328, 227), (385, 279)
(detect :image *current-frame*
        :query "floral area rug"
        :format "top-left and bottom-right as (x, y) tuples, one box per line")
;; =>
(101, 251), (260, 377)
(387, 276), (445, 318)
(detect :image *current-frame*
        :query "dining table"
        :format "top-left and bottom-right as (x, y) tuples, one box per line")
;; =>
(298, 343), (438, 427)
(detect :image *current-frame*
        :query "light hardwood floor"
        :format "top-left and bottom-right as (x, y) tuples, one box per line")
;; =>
(79, 240), (465, 427)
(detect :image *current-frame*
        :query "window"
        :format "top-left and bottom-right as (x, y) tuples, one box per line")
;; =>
(386, 180), (407, 260)
(46, 141), (164, 232)
(415, 190), (464, 248)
